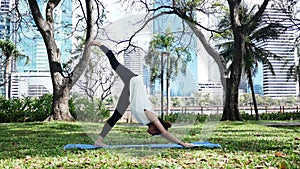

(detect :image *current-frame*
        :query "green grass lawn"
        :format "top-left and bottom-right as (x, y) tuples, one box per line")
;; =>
(0, 121), (299, 168)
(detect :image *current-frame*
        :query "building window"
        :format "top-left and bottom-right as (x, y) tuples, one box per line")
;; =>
(28, 85), (50, 97)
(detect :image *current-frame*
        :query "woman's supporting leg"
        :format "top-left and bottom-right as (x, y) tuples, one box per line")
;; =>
(99, 86), (130, 138)
(95, 86), (131, 146)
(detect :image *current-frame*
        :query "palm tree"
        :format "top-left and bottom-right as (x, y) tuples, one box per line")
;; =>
(215, 4), (282, 120)
(0, 40), (29, 98)
(146, 32), (192, 119)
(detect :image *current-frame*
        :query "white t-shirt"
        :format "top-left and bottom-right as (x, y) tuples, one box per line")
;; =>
(129, 76), (154, 125)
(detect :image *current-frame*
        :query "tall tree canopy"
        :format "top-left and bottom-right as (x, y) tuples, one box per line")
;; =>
(146, 32), (192, 117)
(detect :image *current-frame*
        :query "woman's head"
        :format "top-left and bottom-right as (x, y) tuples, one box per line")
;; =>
(147, 118), (172, 136)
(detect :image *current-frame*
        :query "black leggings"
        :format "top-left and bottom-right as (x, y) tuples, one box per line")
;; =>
(99, 47), (137, 138)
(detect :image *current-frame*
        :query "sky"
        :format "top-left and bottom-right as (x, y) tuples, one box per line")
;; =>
(102, 0), (142, 23)
(102, 0), (267, 22)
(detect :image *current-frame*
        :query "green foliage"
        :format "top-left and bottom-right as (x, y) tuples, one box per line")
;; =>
(0, 94), (74, 122)
(165, 111), (300, 123)
(72, 96), (110, 122)
(165, 112), (222, 124)
(68, 97), (76, 119)
(0, 95), (50, 122)
(0, 39), (29, 65)
(242, 111), (300, 121)
(215, 3), (281, 75)
(146, 32), (192, 83)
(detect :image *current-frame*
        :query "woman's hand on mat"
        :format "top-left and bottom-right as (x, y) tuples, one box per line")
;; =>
(88, 40), (102, 47)
(179, 142), (194, 147)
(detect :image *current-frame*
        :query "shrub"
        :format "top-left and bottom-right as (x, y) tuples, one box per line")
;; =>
(242, 111), (300, 120)
(0, 94), (75, 123)
(72, 96), (111, 122)
(165, 112), (222, 124)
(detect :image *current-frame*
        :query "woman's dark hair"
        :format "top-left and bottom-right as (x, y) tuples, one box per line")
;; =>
(147, 118), (172, 133)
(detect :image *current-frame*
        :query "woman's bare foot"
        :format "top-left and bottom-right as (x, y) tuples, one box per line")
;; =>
(94, 136), (108, 147)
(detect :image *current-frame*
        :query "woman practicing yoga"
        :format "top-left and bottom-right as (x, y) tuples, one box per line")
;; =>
(89, 40), (193, 148)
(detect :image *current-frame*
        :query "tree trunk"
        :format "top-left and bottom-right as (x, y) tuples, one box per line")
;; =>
(247, 70), (260, 120)
(3, 54), (11, 99)
(166, 54), (170, 116)
(222, 76), (243, 121)
(4, 59), (8, 99)
(221, 23), (244, 121)
(166, 74), (170, 116)
(45, 74), (74, 121)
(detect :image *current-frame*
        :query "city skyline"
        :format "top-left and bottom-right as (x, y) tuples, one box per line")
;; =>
(1, 0), (299, 99)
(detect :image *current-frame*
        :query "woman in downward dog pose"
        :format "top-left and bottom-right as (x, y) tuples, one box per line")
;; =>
(89, 40), (193, 148)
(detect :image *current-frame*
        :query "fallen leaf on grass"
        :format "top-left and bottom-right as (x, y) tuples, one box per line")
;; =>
(254, 133), (261, 136)
(278, 162), (287, 169)
(198, 158), (208, 162)
(293, 150), (300, 155)
(275, 152), (285, 157)
(14, 165), (22, 169)
(245, 160), (252, 165)
(255, 165), (265, 169)
(25, 155), (32, 161)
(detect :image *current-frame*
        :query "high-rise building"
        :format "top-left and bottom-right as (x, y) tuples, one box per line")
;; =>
(0, 0), (10, 39)
(260, 3), (298, 98)
(0, 0), (10, 13)
(0, 0), (12, 97)
(10, 72), (52, 98)
(17, 0), (72, 72)
(124, 48), (144, 76)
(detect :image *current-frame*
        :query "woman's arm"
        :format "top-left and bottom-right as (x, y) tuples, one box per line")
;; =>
(151, 119), (193, 147)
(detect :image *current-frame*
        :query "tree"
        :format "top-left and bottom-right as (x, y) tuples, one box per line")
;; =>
(0, 40), (28, 98)
(75, 49), (117, 103)
(122, 0), (272, 120)
(214, 0), (271, 120)
(146, 32), (192, 118)
(215, 4), (282, 120)
(13, 0), (101, 121)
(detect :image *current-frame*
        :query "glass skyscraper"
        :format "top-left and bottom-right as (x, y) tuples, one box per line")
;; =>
(152, 5), (199, 97)
(259, 3), (298, 98)
(0, 0), (12, 97)
(17, 0), (73, 72)
(0, 0), (10, 39)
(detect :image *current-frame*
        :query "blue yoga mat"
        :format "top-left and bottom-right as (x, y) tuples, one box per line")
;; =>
(64, 141), (221, 149)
